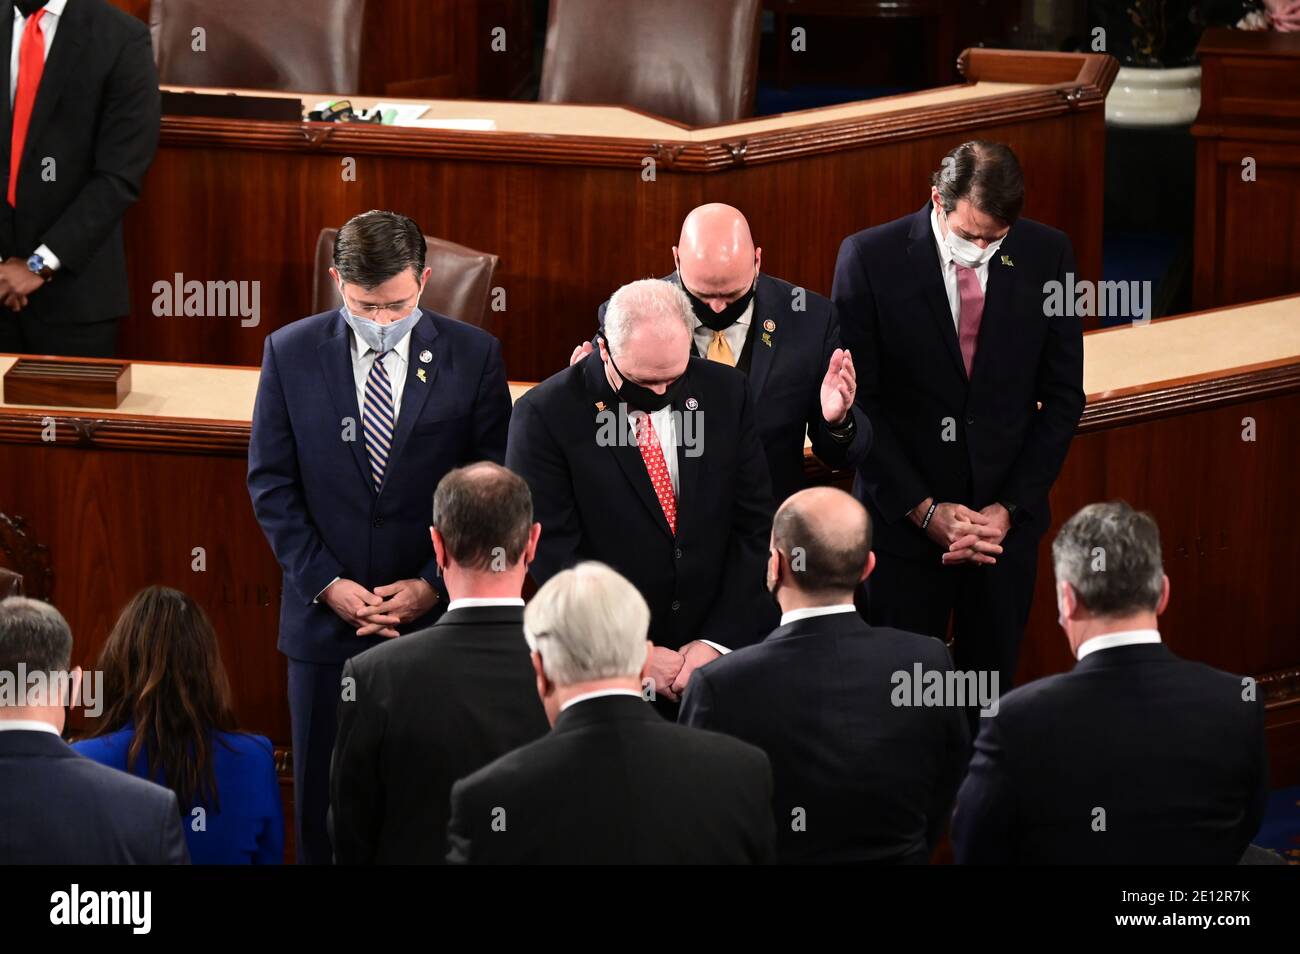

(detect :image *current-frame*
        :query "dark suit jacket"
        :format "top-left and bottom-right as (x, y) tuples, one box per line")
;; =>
(446, 694), (776, 864)
(0, 0), (159, 324)
(0, 729), (189, 864)
(506, 352), (775, 651)
(248, 308), (512, 663)
(951, 642), (1269, 864)
(598, 272), (871, 502)
(330, 604), (549, 864)
(832, 204), (1084, 556)
(681, 610), (970, 864)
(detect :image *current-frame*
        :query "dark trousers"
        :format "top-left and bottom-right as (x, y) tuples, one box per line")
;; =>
(287, 657), (345, 865)
(0, 314), (118, 357)
(865, 532), (1040, 728)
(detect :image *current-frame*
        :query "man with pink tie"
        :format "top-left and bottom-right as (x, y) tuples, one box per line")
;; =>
(831, 141), (1084, 718)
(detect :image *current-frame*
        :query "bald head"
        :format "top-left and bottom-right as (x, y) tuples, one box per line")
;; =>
(674, 203), (760, 307)
(771, 487), (873, 598)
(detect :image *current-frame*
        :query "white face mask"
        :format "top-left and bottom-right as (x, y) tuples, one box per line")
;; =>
(942, 209), (1004, 269)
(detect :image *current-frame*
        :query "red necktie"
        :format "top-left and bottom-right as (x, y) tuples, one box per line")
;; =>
(955, 263), (985, 378)
(9, 9), (46, 207)
(636, 413), (677, 535)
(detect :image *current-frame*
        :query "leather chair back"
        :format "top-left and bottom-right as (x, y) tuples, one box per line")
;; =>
(539, 0), (763, 127)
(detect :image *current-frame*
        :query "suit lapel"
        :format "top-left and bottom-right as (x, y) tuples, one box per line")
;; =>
(746, 276), (776, 401)
(907, 205), (967, 384)
(672, 370), (703, 538)
(584, 356), (674, 541)
(379, 310), (441, 490)
(318, 310), (373, 492)
(21, 0), (86, 176)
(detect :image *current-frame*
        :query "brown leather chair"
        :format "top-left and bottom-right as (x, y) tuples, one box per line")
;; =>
(312, 229), (499, 329)
(539, 0), (763, 127)
(150, 0), (363, 92)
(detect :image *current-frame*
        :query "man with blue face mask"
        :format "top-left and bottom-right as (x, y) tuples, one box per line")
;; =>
(247, 210), (512, 863)
(832, 141), (1085, 732)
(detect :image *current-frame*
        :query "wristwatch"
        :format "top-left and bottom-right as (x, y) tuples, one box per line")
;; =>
(27, 253), (53, 282)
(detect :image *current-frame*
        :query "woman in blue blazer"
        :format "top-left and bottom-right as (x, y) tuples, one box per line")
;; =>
(75, 586), (284, 864)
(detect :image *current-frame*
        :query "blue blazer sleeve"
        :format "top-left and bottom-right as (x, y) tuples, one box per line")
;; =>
(255, 739), (286, 865)
(247, 334), (346, 604)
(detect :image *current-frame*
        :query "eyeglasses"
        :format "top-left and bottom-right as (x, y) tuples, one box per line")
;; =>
(342, 290), (421, 320)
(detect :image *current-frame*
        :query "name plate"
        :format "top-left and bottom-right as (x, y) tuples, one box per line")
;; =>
(3, 358), (132, 409)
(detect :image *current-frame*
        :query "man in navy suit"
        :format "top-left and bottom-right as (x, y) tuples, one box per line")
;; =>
(952, 502), (1269, 864)
(681, 487), (970, 864)
(832, 141), (1085, 707)
(0, 597), (188, 864)
(507, 279), (774, 703)
(577, 203), (870, 503)
(248, 211), (512, 863)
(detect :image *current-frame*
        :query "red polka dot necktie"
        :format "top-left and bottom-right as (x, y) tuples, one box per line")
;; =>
(636, 412), (677, 535)
(8, 9), (46, 207)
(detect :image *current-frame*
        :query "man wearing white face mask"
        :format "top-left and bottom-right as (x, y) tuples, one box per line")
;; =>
(832, 141), (1085, 726)
(248, 210), (512, 863)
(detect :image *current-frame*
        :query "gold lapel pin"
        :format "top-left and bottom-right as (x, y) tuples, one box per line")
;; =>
(1000, 255), (1014, 267)
(594, 400), (606, 412)
(416, 368), (427, 383)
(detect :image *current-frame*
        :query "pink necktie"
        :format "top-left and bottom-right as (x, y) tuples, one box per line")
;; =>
(955, 264), (984, 378)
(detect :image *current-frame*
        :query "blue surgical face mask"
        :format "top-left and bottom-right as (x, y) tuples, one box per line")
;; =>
(339, 296), (423, 354)
(942, 208), (1004, 269)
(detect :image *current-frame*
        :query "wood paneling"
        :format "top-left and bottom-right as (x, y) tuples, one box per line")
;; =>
(120, 48), (1114, 382)
(1193, 28), (1300, 309)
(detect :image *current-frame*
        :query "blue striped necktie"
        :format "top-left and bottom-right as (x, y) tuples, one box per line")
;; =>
(362, 350), (395, 491)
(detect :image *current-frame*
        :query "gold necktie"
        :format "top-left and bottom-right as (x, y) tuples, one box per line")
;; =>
(706, 329), (736, 367)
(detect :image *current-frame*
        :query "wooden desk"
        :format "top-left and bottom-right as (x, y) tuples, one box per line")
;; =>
(122, 48), (1115, 381)
(2, 293), (1297, 793)
(1193, 29), (1300, 309)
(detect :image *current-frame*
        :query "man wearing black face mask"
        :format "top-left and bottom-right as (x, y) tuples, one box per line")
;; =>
(507, 279), (776, 702)
(576, 203), (871, 504)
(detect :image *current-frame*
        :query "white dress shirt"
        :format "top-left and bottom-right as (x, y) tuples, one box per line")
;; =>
(779, 603), (858, 627)
(11, 0), (65, 272)
(1075, 628), (1161, 660)
(0, 718), (60, 735)
(446, 597), (525, 612)
(930, 205), (1000, 333)
(560, 687), (643, 712)
(350, 325), (411, 424)
(690, 298), (753, 363)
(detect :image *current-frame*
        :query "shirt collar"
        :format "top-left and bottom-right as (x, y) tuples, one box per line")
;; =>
(929, 205), (954, 269)
(779, 604), (858, 627)
(0, 718), (60, 735)
(445, 597), (525, 612)
(560, 688), (642, 712)
(1075, 628), (1161, 660)
(14, 0), (66, 21)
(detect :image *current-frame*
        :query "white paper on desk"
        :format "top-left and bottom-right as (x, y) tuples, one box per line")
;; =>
(373, 101), (434, 124)
(400, 118), (497, 131)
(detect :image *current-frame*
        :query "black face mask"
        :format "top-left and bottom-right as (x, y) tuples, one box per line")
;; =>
(679, 274), (757, 332)
(601, 335), (686, 414)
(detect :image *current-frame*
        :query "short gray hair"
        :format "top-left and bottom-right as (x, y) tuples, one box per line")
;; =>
(0, 597), (72, 676)
(523, 562), (649, 686)
(1051, 501), (1164, 617)
(603, 279), (693, 356)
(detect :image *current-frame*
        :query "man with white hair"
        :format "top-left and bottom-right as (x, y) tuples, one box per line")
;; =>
(951, 501), (1269, 864)
(445, 562), (775, 864)
(506, 278), (775, 702)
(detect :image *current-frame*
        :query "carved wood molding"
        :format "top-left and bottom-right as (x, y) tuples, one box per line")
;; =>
(157, 49), (1117, 173)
